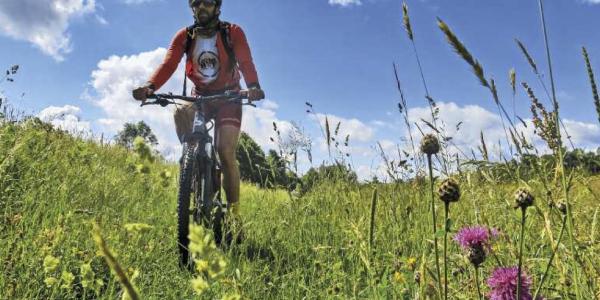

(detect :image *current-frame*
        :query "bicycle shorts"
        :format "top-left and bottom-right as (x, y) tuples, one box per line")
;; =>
(173, 101), (242, 143)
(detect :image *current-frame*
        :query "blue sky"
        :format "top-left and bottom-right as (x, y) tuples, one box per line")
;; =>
(1, 0), (600, 180)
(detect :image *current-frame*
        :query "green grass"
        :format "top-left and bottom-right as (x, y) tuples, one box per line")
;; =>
(1, 120), (599, 299)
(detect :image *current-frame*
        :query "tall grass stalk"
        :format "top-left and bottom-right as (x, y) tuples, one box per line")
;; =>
(474, 267), (482, 300)
(510, 68), (517, 124)
(92, 223), (140, 300)
(437, 17), (517, 152)
(393, 63), (420, 169)
(402, 2), (438, 129)
(515, 38), (575, 149)
(533, 211), (568, 299)
(426, 154), (442, 296)
(443, 201), (449, 300)
(517, 207), (527, 300)
(538, 0), (582, 297)
(582, 47), (600, 125)
(369, 188), (378, 250)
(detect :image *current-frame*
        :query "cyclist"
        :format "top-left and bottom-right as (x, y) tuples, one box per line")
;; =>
(132, 0), (264, 236)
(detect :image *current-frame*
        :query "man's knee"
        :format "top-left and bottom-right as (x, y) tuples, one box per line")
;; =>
(219, 147), (237, 168)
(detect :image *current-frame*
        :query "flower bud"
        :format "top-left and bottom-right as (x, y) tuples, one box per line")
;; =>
(438, 178), (460, 203)
(514, 188), (534, 209)
(420, 134), (440, 155)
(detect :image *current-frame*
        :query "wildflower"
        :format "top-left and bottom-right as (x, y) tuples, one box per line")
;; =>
(43, 255), (60, 273)
(61, 271), (75, 289)
(487, 267), (534, 300)
(191, 277), (210, 295)
(454, 226), (499, 250)
(81, 263), (93, 286)
(44, 277), (58, 287)
(420, 134), (440, 155)
(222, 294), (241, 300)
(438, 178), (460, 203)
(514, 188), (534, 209)
(406, 257), (417, 271)
(124, 223), (153, 234)
(393, 272), (406, 285)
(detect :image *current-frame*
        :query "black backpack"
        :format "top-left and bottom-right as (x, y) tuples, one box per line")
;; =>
(182, 21), (237, 95)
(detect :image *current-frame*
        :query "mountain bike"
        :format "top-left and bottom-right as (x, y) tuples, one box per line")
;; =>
(141, 90), (254, 268)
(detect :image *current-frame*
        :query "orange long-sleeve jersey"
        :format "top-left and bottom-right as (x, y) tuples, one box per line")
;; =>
(148, 23), (260, 94)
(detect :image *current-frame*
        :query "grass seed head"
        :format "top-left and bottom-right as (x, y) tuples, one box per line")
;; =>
(402, 2), (414, 41)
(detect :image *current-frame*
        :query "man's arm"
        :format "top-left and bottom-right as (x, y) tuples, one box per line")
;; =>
(147, 28), (188, 91)
(230, 24), (260, 89)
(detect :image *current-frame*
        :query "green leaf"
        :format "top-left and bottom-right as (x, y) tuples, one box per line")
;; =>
(435, 229), (445, 239)
(445, 218), (453, 231)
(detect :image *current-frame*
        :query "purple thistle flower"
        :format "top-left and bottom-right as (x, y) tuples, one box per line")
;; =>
(487, 267), (534, 300)
(454, 226), (499, 250)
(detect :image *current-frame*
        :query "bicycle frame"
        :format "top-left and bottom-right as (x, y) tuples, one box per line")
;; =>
(183, 106), (222, 225)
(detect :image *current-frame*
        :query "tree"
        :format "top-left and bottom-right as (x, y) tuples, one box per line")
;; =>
(115, 121), (158, 149)
(266, 150), (285, 184)
(237, 131), (269, 186)
(299, 162), (357, 195)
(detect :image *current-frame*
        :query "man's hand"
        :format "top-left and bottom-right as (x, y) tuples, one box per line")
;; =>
(247, 88), (265, 102)
(132, 84), (155, 101)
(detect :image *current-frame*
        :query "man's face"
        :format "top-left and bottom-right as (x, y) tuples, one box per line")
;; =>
(191, 0), (217, 24)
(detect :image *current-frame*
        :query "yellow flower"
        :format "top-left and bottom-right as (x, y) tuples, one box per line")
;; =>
(44, 277), (58, 287)
(406, 257), (417, 271)
(195, 259), (209, 273)
(60, 271), (75, 289)
(393, 272), (406, 285)
(222, 294), (241, 300)
(124, 223), (153, 234)
(43, 255), (60, 273)
(192, 277), (210, 295)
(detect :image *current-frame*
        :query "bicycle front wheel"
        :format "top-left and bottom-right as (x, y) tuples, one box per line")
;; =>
(176, 143), (196, 268)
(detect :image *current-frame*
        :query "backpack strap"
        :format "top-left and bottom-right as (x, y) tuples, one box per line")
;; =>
(219, 21), (237, 77)
(182, 25), (195, 96)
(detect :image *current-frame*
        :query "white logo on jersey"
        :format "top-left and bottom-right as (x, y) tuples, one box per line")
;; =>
(192, 35), (220, 84)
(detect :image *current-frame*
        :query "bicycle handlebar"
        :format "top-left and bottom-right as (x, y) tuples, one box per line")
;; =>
(140, 90), (255, 107)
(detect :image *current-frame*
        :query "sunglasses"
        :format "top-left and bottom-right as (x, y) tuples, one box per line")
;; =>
(190, 0), (216, 7)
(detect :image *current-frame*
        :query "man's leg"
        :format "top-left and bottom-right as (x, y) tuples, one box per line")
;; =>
(216, 125), (241, 214)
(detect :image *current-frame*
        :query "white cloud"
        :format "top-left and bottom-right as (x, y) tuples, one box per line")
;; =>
(0, 0), (96, 61)
(38, 105), (91, 134)
(408, 102), (505, 150)
(406, 101), (600, 158)
(87, 47), (290, 161)
(562, 119), (600, 149)
(582, 0), (600, 4)
(311, 113), (374, 143)
(328, 0), (362, 6)
(119, 0), (158, 4)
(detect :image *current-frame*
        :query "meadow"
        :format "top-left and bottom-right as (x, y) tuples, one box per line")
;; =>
(1, 116), (599, 300)
(2, 0), (600, 299)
